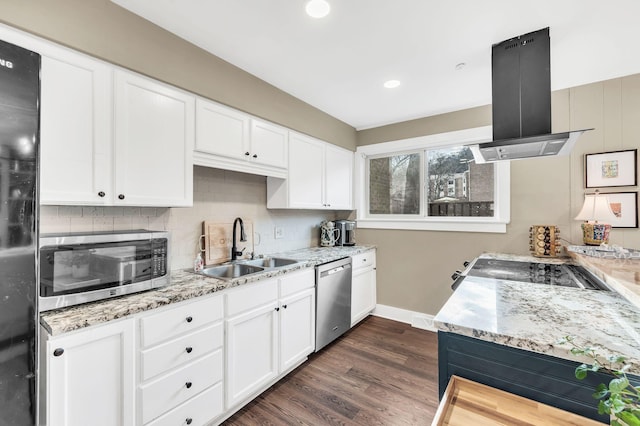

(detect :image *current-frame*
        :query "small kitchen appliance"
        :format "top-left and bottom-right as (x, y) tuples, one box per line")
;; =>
(320, 220), (340, 247)
(39, 230), (170, 311)
(335, 219), (356, 246)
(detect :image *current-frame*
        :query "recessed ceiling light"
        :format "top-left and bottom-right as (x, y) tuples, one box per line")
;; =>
(305, 0), (330, 18)
(383, 80), (401, 89)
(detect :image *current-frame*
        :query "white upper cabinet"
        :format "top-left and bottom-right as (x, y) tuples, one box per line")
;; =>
(267, 131), (353, 210)
(113, 70), (194, 207)
(194, 98), (288, 178)
(40, 52), (113, 205)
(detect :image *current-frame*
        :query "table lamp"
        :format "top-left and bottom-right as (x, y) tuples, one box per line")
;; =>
(574, 190), (617, 245)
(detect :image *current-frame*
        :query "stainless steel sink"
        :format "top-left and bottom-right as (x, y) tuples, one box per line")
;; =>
(245, 257), (300, 268)
(200, 263), (264, 280)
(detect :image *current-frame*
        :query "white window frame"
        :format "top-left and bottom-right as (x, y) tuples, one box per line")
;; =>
(355, 126), (510, 233)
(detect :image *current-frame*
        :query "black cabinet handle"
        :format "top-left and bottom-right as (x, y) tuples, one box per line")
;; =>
(53, 348), (64, 357)
(98, 191), (105, 197)
(186, 316), (193, 323)
(275, 307), (280, 312)
(118, 194), (125, 200)
(252, 154), (258, 158)
(282, 304), (287, 309)
(186, 419), (193, 425)
(245, 152), (250, 156)
(185, 347), (193, 354)
(185, 381), (192, 389)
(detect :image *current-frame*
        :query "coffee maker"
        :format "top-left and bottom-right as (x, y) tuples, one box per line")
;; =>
(335, 220), (356, 246)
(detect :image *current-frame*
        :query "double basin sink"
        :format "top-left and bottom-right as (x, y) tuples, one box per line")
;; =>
(198, 257), (301, 280)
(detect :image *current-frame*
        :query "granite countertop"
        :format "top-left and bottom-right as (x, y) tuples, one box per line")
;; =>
(41, 245), (375, 336)
(434, 252), (640, 374)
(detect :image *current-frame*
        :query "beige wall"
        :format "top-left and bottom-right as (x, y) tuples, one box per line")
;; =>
(0, 0), (356, 150)
(356, 75), (640, 316)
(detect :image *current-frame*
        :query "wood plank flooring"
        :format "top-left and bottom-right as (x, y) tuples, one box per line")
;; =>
(223, 316), (439, 425)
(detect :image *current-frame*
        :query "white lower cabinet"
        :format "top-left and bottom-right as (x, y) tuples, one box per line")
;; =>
(351, 250), (377, 326)
(43, 318), (136, 426)
(138, 294), (224, 425)
(225, 269), (315, 411)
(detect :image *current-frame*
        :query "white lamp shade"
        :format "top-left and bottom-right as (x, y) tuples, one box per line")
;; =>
(574, 192), (617, 222)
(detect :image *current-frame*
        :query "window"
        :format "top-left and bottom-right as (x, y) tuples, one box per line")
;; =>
(355, 126), (510, 233)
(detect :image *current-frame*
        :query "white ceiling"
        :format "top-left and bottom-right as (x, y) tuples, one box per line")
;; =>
(111, 0), (640, 130)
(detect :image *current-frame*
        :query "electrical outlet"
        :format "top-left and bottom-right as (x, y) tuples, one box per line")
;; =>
(274, 226), (284, 239)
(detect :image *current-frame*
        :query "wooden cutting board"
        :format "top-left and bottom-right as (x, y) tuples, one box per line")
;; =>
(202, 220), (254, 266)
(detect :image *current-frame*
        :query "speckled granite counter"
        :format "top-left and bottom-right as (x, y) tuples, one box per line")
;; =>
(434, 253), (640, 374)
(40, 245), (375, 336)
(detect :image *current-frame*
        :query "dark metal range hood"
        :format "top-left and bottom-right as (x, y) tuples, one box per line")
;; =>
(470, 28), (592, 163)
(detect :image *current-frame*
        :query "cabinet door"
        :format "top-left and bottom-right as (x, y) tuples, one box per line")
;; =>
(40, 51), (113, 205)
(114, 70), (194, 207)
(324, 144), (353, 209)
(351, 268), (377, 326)
(46, 319), (135, 426)
(287, 132), (324, 208)
(250, 119), (288, 168)
(279, 288), (315, 372)
(226, 302), (279, 408)
(195, 98), (249, 160)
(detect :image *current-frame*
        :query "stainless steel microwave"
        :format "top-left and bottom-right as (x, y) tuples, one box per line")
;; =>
(39, 230), (170, 312)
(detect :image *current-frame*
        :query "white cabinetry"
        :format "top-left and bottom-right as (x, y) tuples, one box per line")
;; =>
(39, 50), (113, 205)
(138, 294), (224, 425)
(267, 131), (353, 210)
(43, 318), (135, 426)
(114, 70), (194, 207)
(195, 98), (288, 178)
(351, 250), (377, 326)
(225, 268), (315, 410)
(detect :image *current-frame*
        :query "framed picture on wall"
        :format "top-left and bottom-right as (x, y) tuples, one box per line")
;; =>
(605, 191), (638, 228)
(585, 149), (637, 188)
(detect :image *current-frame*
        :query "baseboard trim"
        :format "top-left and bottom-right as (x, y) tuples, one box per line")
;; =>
(372, 304), (437, 332)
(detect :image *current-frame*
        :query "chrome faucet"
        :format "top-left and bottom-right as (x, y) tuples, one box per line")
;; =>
(231, 217), (247, 261)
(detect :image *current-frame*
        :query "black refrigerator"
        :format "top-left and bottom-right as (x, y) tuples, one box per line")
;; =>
(0, 39), (40, 425)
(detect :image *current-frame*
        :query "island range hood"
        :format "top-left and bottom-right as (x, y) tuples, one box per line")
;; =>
(470, 27), (592, 163)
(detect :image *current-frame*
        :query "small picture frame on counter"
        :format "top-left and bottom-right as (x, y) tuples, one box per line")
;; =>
(605, 191), (638, 228)
(585, 149), (638, 188)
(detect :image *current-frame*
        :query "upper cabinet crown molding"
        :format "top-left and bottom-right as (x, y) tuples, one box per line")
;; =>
(194, 98), (288, 178)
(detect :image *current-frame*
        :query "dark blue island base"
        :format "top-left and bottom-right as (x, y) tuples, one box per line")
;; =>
(438, 331), (639, 423)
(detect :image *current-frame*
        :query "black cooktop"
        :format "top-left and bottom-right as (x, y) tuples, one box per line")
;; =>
(467, 258), (609, 290)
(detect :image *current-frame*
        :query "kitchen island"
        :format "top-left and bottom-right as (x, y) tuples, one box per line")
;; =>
(434, 252), (640, 422)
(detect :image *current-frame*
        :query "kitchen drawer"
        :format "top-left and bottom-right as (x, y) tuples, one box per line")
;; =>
(351, 251), (376, 271)
(226, 277), (278, 317)
(279, 268), (314, 298)
(140, 349), (223, 424)
(141, 294), (223, 348)
(145, 382), (223, 426)
(141, 322), (223, 381)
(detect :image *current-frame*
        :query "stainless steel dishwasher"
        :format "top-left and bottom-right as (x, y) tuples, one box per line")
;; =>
(315, 257), (352, 352)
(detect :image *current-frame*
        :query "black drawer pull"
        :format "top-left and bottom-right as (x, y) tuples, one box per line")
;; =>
(185, 381), (192, 389)
(282, 304), (287, 309)
(186, 316), (193, 323)
(118, 194), (125, 200)
(53, 348), (64, 357)
(186, 419), (193, 425)
(98, 191), (105, 197)
(185, 347), (193, 354)
(275, 307), (280, 312)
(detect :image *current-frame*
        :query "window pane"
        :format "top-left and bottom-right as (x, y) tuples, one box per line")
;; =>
(369, 153), (421, 214)
(426, 146), (494, 217)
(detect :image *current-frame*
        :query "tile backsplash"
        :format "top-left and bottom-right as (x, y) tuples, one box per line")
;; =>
(40, 166), (342, 270)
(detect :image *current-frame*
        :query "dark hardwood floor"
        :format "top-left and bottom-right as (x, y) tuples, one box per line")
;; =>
(223, 316), (439, 425)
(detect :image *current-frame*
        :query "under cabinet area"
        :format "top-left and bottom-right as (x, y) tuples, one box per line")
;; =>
(267, 131), (353, 210)
(351, 249), (377, 326)
(194, 98), (288, 178)
(41, 318), (136, 426)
